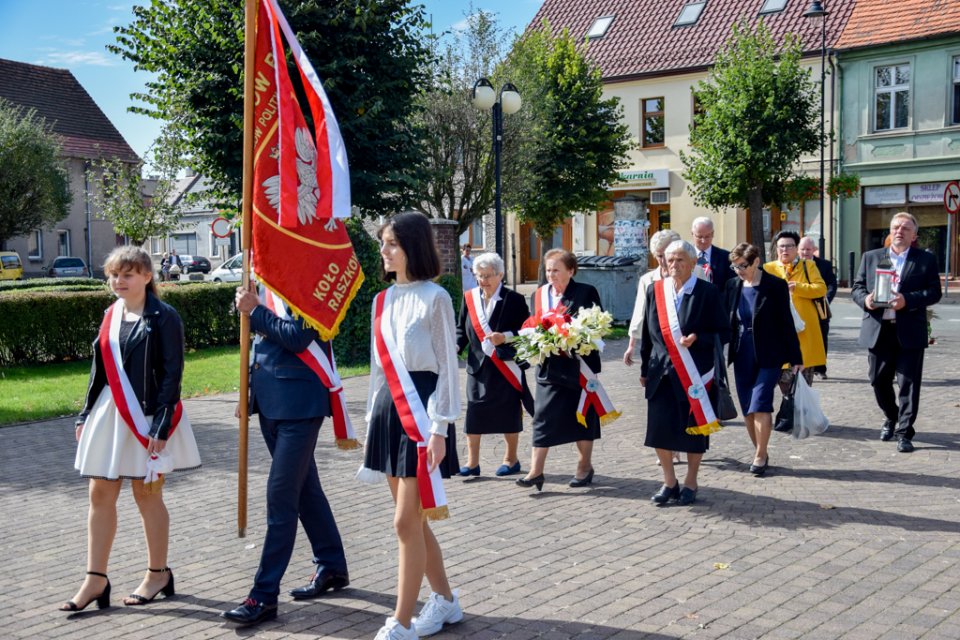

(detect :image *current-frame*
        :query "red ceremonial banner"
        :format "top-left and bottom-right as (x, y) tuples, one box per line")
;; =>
(251, 0), (363, 340)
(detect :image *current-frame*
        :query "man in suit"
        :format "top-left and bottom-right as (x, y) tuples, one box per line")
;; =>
(691, 216), (733, 290)
(851, 212), (942, 453)
(223, 284), (349, 626)
(799, 236), (838, 378)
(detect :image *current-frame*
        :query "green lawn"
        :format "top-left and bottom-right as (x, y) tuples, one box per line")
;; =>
(0, 346), (369, 426)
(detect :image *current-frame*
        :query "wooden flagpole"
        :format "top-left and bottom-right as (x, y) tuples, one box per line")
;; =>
(237, 0), (258, 538)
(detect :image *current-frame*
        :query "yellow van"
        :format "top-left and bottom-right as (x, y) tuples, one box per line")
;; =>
(0, 251), (23, 280)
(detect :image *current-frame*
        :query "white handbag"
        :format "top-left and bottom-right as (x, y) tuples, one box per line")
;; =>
(789, 295), (805, 333)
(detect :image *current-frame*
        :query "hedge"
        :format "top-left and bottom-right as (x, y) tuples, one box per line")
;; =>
(0, 284), (240, 366)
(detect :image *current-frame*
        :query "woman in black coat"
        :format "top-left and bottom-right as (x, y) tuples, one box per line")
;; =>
(725, 243), (803, 476)
(456, 252), (533, 477)
(640, 241), (729, 506)
(516, 249), (604, 491)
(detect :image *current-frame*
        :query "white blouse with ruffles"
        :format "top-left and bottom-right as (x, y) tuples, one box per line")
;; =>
(365, 280), (461, 435)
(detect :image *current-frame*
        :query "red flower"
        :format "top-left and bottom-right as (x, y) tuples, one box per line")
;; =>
(521, 314), (542, 330)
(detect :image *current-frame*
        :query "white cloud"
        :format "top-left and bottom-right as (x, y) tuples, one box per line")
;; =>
(40, 51), (118, 67)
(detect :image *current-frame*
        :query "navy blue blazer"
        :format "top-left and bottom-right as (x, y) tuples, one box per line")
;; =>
(707, 246), (734, 290)
(248, 303), (332, 420)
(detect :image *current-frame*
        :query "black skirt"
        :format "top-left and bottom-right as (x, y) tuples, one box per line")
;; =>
(464, 360), (524, 435)
(531, 356), (600, 448)
(644, 371), (710, 454)
(364, 371), (459, 478)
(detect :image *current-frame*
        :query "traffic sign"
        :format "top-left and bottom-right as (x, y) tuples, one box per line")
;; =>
(211, 216), (233, 238)
(945, 181), (960, 215)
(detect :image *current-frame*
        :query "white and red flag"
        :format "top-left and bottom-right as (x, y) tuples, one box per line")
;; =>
(250, 0), (363, 340)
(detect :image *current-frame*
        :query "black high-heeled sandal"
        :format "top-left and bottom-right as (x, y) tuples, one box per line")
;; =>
(124, 567), (175, 606)
(516, 474), (545, 492)
(60, 571), (111, 612)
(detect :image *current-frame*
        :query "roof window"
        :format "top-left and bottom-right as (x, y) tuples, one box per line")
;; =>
(759, 0), (789, 14)
(587, 15), (614, 39)
(674, 2), (707, 28)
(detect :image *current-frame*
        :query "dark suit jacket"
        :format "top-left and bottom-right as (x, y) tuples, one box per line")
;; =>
(529, 279), (603, 387)
(812, 256), (838, 303)
(851, 247), (941, 350)
(707, 246), (734, 290)
(457, 285), (530, 374)
(640, 278), (730, 399)
(725, 271), (802, 369)
(249, 302), (332, 420)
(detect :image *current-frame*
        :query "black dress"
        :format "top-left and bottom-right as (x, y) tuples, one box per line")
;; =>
(456, 285), (533, 435)
(640, 278), (730, 453)
(529, 280), (604, 448)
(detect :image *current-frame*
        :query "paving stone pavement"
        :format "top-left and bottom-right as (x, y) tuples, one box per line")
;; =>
(2, 299), (959, 640)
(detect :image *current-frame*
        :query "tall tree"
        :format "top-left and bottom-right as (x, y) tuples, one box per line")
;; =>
(0, 99), (71, 246)
(412, 9), (509, 233)
(86, 126), (182, 247)
(501, 24), (631, 242)
(680, 20), (819, 263)
(110, 0), (430, 217)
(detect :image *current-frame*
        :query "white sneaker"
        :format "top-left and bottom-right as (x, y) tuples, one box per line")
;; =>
(374, 617), (417, 640)
(412, 590), (463, 636)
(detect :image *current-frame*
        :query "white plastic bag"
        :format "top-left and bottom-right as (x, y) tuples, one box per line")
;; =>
(789, 296), (805, 333)
(792, 374), (829, 439)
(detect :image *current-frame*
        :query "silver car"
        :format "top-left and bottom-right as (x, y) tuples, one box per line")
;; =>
(47, 256), (89, 278)
(206, 253), (243, 283)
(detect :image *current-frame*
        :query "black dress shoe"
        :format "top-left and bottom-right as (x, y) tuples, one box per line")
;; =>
(569, 469), (594, 488)
(880, 419), (895, 442)
(222, 598), (278, 626)
(897, 438), (914, 453)
(749, 456), (770, 476)
(290, 567), (350, 600)
(651, 482), (680, 504)
(516, 474), (544, 491)
(678, 487), (698, 505)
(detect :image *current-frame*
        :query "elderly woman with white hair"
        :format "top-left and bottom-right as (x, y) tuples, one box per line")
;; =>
(640, 240), (729, 506)
(456, 252), (534, 477)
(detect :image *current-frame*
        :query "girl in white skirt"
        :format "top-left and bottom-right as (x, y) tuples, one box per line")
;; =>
(60, 247), (200, 613)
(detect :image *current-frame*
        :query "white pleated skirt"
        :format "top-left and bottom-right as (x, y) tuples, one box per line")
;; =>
(75, 387), (202, 480)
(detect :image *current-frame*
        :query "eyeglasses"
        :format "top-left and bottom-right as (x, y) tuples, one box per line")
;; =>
(474, 272), (499, 280)
(776, 244), (796, 251)
(730, 262), (751, 272)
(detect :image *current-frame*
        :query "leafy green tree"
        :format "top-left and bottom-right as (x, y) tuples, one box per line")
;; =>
(0, 99), (71, 245)
(412, 9), (509, 234)
(87, 126), (182, 246)
(680, 20), (819, 262)
(110, 0), (430, 217)
(501, 24), (631, 243)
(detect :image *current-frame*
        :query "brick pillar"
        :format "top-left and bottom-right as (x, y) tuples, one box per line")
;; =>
(429, 218), (459, 275)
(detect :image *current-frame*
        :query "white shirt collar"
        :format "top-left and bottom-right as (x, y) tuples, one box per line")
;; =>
(675, 274), (698, 309)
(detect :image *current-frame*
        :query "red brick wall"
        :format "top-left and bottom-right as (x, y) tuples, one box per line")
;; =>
(430, 219), (459, 275)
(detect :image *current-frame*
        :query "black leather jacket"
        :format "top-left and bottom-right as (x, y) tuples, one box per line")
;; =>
(79, 292), (185, 440)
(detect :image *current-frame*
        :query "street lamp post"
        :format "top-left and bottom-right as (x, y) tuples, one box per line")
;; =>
(804, 1), (828, 259)
(472, 77), (522, 260)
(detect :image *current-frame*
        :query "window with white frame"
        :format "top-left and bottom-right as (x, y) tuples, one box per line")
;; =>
(759, 0), (788, 14)
(150, 237), (163, 255)
(952, 56), (960, 125)
(57, 229), (71, 257)
(874, 63), (910, 131)
(459, 218), (485, 248)
(28, 230), (42, 260)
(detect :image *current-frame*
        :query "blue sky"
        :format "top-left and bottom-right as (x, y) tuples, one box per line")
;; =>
(0, 0), (543, 160)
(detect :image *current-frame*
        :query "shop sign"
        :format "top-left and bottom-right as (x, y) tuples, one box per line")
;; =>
(614, 169), (669, 190)
(864, 185), (906, 206)
(908, 182), (947, 204)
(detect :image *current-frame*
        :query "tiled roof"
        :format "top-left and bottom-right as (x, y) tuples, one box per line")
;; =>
(528, 0), (857, 81)
(835, 0), (960, 51)
(0, 58), (139, 163)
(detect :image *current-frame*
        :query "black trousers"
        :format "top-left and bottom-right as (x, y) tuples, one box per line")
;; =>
(813, 319), (830, 374)
(867, 321), (925, 440)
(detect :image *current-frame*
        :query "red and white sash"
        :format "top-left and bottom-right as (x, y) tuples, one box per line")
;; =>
(98, 300), (183, 489)
(654, 278), (721, 436)
(463, 287), (522, 392)
(261, 288), (359, 449)
(371, 287), (448, 520)
(534, 286), (620, 427)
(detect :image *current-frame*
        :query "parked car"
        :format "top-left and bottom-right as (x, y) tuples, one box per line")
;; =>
(0, 251), (23, 280)
(206, 253), (243, 283)
(178, 254), (211, 274)
(47, 256), (89, 278)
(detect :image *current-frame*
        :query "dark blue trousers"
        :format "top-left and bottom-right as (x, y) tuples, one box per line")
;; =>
(249, 416), (347, 604)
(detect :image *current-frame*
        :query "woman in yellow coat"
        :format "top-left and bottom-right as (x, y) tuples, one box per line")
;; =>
(764, 231), (827, 388)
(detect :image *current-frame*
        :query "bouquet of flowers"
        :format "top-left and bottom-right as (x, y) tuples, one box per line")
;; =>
(514, 304), (614, 367)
